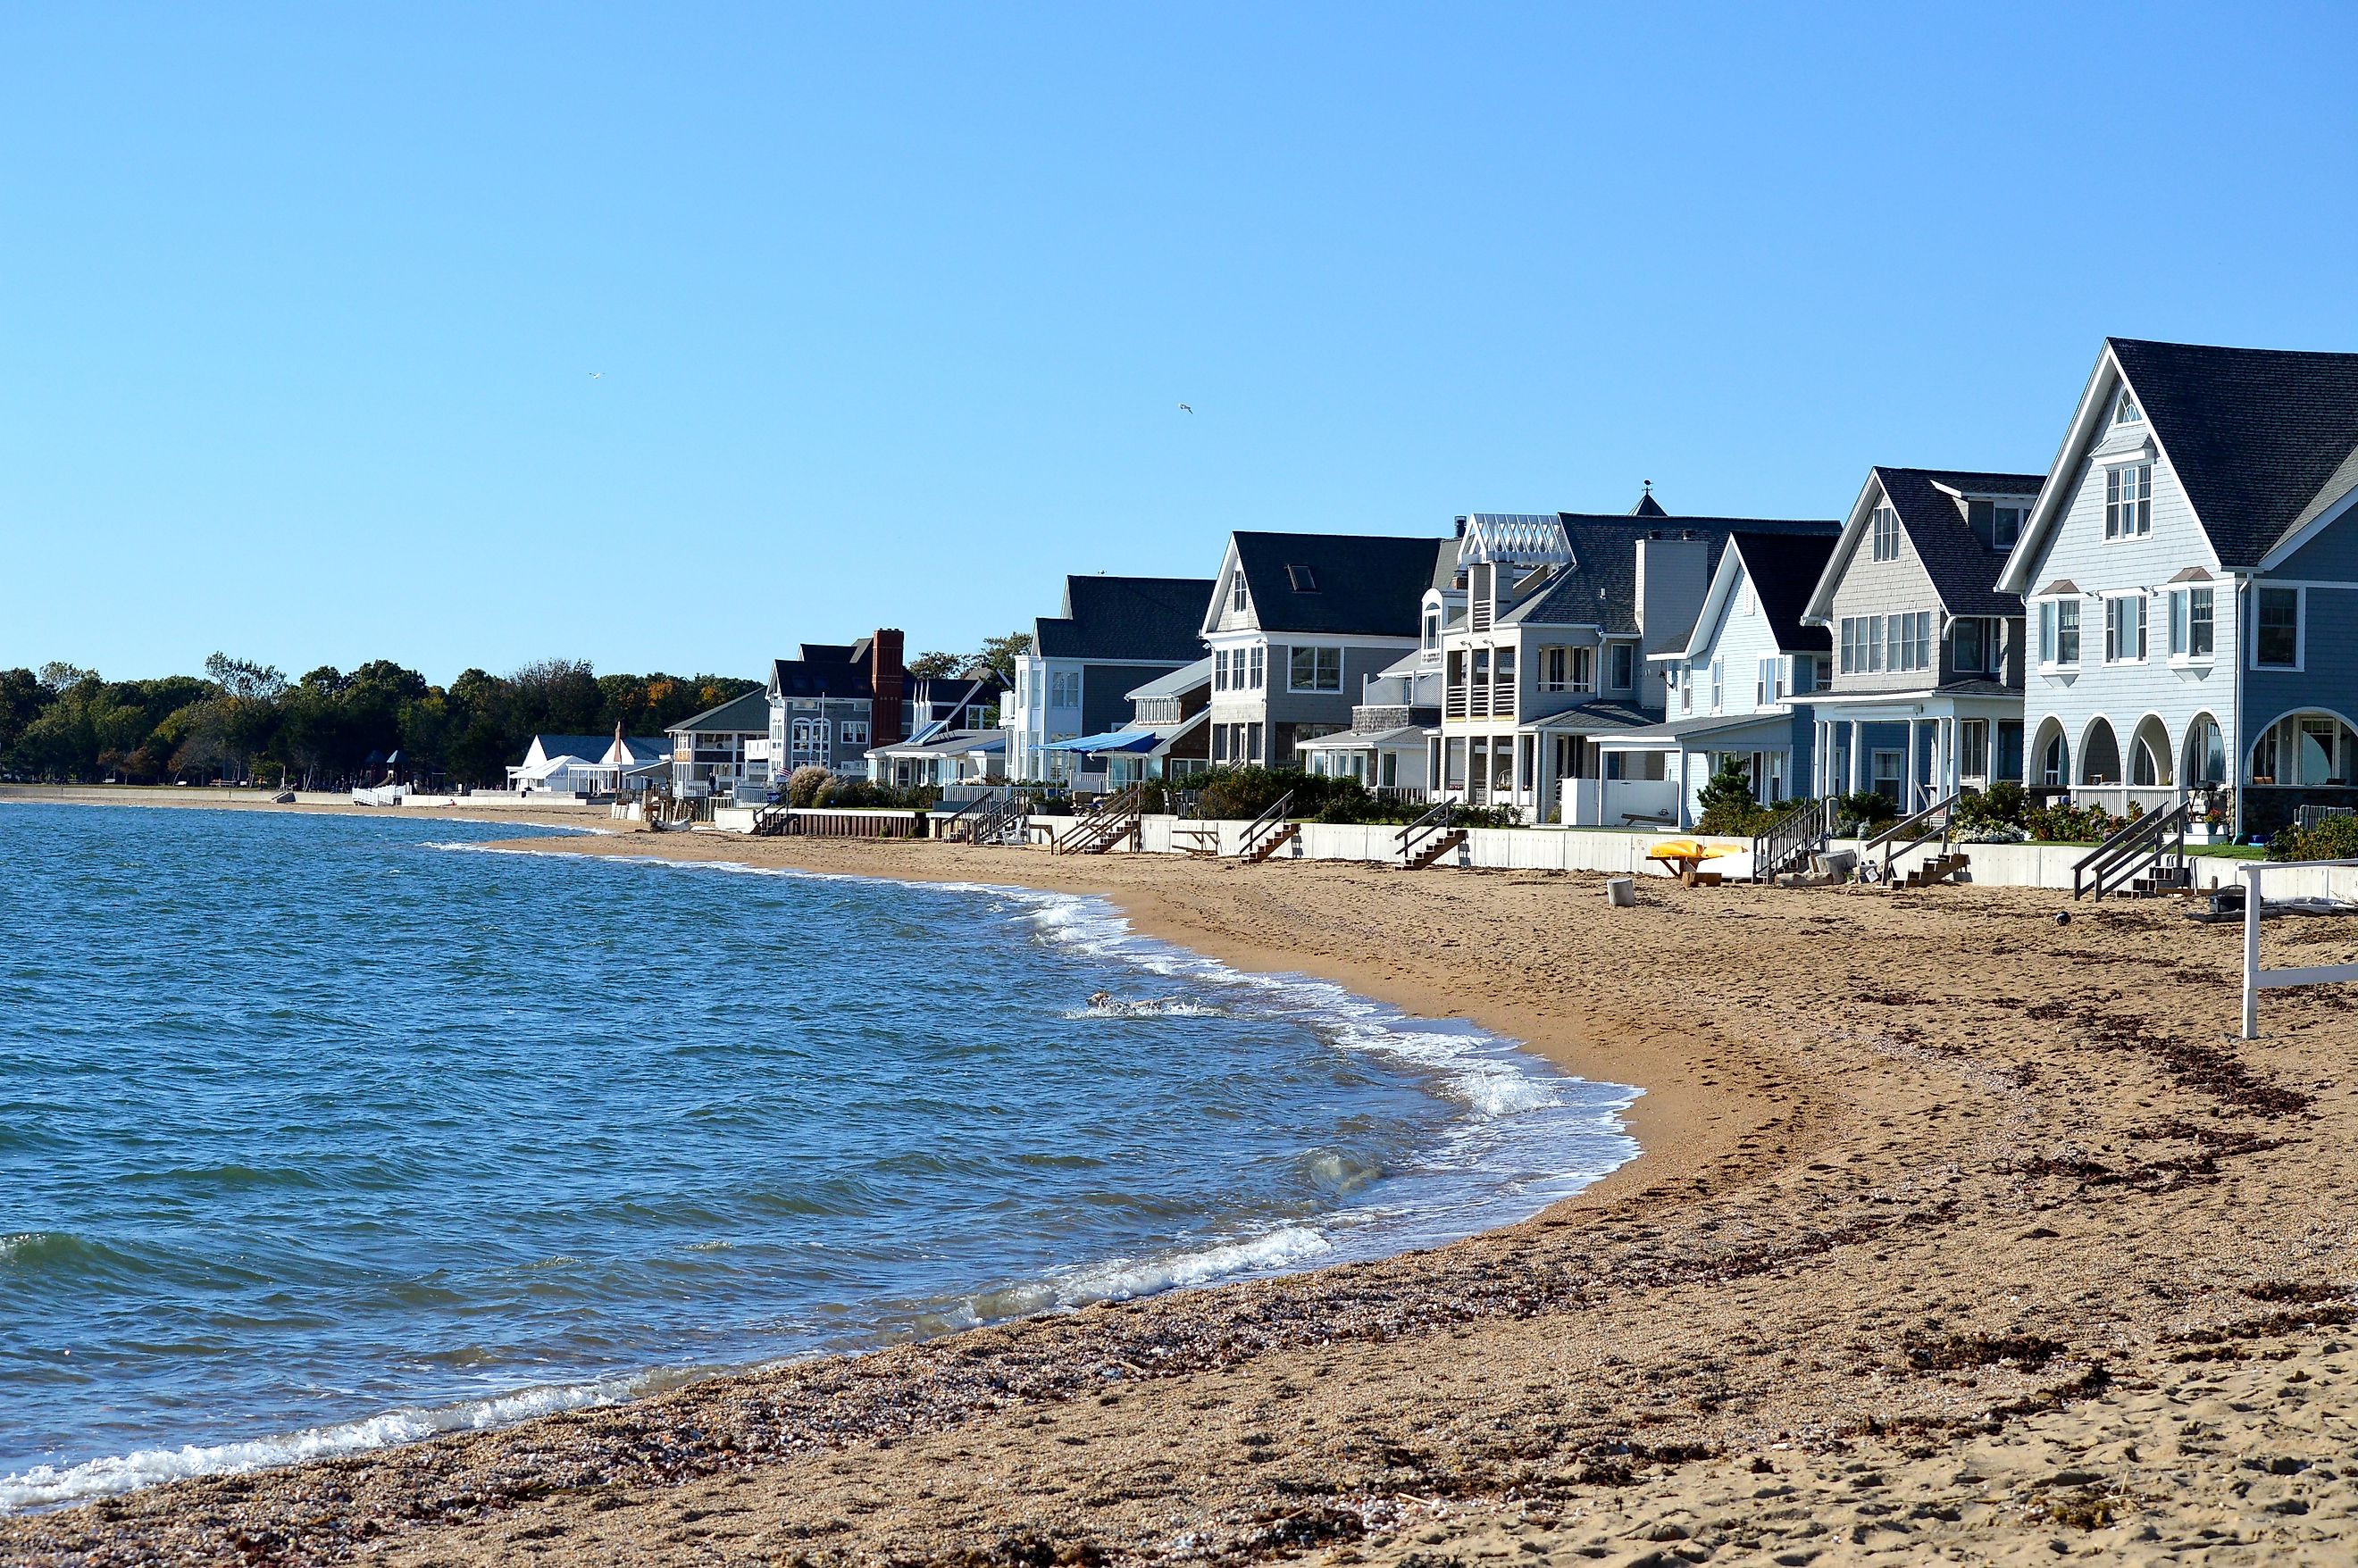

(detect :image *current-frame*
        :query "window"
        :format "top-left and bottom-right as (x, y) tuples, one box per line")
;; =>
(1870, 505), (1902, 563)
(1678, 665), (1693, 713)
(1960, 719), (1989, 779)
(2040, 732), (2069, 786)
(1609, 643), (1635, 690)
(1867, 614), (1886, 672)
(1993, 505), (2027, 550)
(1048, 670), (1082, 707)
(2038, 599), (2081, 665)
(2255, 586), (2301, 668)
(1287, 646), (1342, 691)
(1953, 616), (1986, 674)
(1709, 658), (1724, 711)
(2115, 388), (2142, 424)
(1881, 611), (1930, 672)
(1229, 567), (1248, 615)
(1249, 645), (1265, 688)
(1757, 656), (1780, 706)
(1284, 563), (1318, 592)
(1423, 610), (1440, 649)
(1838, 616), (1861, 674)
(2103, 595), (2146, 663)
(2104, 463), (2152, 538)
(1814, 655), (1832, 688)
(2169, 586), (2215, 661)
(840, 720), (870, 747)
(1538, 646), (1593, 693)
(1493, 646), (1516, 699)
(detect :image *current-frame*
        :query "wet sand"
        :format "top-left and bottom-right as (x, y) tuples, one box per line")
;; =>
(7, 825), (2357, 1565)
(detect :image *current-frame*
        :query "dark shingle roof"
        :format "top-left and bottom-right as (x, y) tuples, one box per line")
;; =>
(1628, 489), (1668, 518)
(1508, 516), (1838, 634)
(2111, 338), (2358, 568)
(668, 688), (772, 736)
(1033, 575), (1217, 662)
(769, 655), (874, 700)
(1726, 531), (1838, 650)
(1231, 532), (1455, 637)
(1875, 466), (2044, 618)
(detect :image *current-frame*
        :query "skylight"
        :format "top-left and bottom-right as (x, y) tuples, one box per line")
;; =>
(1285, 564), (1319, 591)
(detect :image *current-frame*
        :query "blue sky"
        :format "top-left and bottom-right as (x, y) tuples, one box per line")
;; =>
(4, 4), (2354, 684)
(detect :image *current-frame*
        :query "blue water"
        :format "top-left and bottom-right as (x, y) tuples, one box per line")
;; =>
(0, 803), (1636, 1507)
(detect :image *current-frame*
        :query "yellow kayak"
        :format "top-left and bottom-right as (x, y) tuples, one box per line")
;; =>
(1645, 839), (1731, 863)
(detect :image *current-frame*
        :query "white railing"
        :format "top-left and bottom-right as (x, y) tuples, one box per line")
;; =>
(351, 785), (406, 805)
(2240, 858), (2358, 1039)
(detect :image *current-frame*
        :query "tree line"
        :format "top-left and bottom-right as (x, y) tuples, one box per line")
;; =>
(0, 655), (759, 789)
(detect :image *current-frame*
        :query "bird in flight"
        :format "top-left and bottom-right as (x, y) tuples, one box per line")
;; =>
(590, 371), (603, 379)
(1177, 403), (1192, 413)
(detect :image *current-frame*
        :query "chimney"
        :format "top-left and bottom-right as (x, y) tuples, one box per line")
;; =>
(870, 628), (907, 745)
(1632, 536), (1710, 655)
(1454, 515), (1468, 539)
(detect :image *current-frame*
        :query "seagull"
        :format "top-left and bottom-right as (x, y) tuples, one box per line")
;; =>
(1177, 403), (1192, 413)
(590, 371), (603, 379)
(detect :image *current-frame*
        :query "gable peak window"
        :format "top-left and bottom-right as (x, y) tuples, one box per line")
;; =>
(1869, 505), (1902, 563)
(2114, 388), (2142, 424)
(1228, 567), (1248, 614)
(2104, 463), (2152, 539)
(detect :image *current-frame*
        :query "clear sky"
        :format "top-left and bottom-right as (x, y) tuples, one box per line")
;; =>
(4, 4), (2354, 684)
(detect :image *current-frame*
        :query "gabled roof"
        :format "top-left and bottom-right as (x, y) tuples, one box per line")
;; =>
(1715, 532), (1839, 652)
(1503, 515), (1839, 633)
(1628, 488), (1668, 518)
(1126, 655), (1213, 702)
(1033, 575), (1217, 662)
(1217, 532), (1456, 637)
(2112, 338), (2358, 570)
(1808, 466), (2043, 622)
(667, 688), (772, 737)
(525, 734), (669, 765)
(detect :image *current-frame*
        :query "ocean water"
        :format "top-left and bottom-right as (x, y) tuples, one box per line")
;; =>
(0, 803), (1637, 1509)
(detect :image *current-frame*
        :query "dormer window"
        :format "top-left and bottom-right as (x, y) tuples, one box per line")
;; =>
(1284, 564), (1318, 592)
(1993, 505), (2028, 550)
(2114, 388), (2142, 424)
(1869, 505), (1902, 563)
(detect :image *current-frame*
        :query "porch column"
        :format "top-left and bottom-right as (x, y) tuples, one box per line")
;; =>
(1849, 719), (1864, 795)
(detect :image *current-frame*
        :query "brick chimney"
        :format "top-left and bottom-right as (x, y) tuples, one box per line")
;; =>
(869, 628), (907, 745)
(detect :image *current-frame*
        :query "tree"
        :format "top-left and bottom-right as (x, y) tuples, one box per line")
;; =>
(906, 651), (961, 680)
(973, 633), (1031, 684)
(1693, 756), (1762, 836)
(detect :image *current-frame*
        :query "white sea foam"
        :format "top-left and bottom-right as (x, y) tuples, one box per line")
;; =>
(0, 1371), (681, 1512)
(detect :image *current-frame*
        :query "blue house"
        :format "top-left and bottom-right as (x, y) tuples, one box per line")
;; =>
(1997, 338), (2358, 836)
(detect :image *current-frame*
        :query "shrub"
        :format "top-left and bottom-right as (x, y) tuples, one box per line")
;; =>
(784, 765), (832, 808)
(2269, 813), (2358, 862)
(1953, 780), (2028, 832)
(1694, 757), (1769, 836)
(2023, 799), (2119, 843)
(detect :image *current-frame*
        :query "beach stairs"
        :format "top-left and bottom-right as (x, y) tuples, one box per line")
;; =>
(1053, 786), (1144, 855)
(1896, 851), (1970, 889)
(1402, 827), (1467, 871)
(1242, 821), (1302, 863)
(750, 803), (797, 838)
(2072, 801), (2195, 902)
(1750, 797), (1834, 884)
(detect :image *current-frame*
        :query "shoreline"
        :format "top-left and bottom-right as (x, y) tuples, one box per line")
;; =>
(8, 821), (2358, 1564)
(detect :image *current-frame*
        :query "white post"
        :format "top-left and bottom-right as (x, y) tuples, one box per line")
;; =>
(2243, 861), (2262, 1040)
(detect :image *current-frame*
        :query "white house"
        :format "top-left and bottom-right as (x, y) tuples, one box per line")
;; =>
(1996, 337), (2358, 837)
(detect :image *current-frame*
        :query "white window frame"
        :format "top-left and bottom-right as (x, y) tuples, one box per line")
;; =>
(1869, 505), (1901, 563)
(2115, 388), (2142, 424)
(2036, 596), (2082, 669)
(2252, 584), (2305, 672)
(2104, 462), (2153, 540)
(1709, 658), (1724, 711)
(2102, 592), (2147, 664)
(1249, 645), (1266, 689)
(2167, 585), (2216, 665)
(840, 720), (871, 747)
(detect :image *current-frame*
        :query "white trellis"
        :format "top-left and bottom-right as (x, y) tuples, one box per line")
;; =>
(2240, 858), (2358, 1038)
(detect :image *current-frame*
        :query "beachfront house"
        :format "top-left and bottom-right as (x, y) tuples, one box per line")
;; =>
(1294, 649), (1440, 796)
(1996, 338), (2358, 836)
(1045, 657), (1216, 790)
(1201, 530), (1457, 770)
(506, 731), (670, 797)
(1799, 467), (2043, 811)
(1006, 574), (1217, 783)
(868, 730), (1007, 789)
(1592, 530), (1839, 827)
(765, 630), (908, 779)
(1434, 497), (1838, 822)
(666, 688), (773, 797)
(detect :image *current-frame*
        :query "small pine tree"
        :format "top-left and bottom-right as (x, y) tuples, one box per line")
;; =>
(1693, 755), (1760, 835)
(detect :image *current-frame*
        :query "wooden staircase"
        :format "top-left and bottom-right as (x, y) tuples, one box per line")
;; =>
(1242, 821), (1301, 863)
(1174, 822), (1221, 856)
(2071, 802), (2193, 902)
(1404, 827), (1467, 870)
(1896, 850), (1969, 889)
(1053, 785), (1143, 855)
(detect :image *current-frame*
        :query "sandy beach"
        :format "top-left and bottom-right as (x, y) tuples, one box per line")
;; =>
(9, 817), (2358, 1565)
